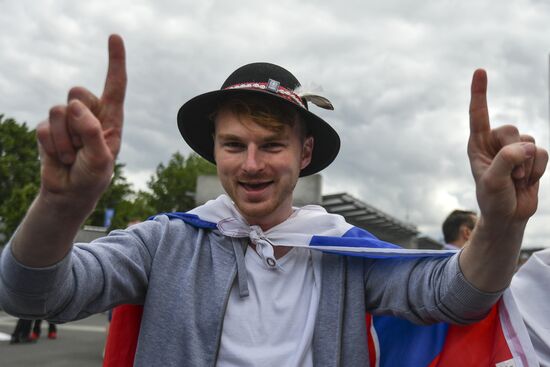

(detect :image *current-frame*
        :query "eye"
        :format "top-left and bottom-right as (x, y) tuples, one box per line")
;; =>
(223, 141), (245, 150)
(262, 142), (285, 151)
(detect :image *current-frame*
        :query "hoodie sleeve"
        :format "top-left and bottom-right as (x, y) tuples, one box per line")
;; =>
(364, 252), (503, 325)
(0, 217), (169, 323)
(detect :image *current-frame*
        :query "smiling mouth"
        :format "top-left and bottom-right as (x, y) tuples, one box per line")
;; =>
(240, 181), (273, 191)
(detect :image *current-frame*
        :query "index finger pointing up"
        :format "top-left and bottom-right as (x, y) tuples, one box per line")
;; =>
(469, 69), (491, 134)
(102, 34), (127, 106)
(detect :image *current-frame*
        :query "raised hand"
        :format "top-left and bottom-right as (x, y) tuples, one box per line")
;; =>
(461, 69), (548, 292)
(36, 35), (127, 208)
(468, 69), (547, 225)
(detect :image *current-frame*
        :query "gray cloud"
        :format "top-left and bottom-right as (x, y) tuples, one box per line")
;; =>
(2, 0), (550, 247)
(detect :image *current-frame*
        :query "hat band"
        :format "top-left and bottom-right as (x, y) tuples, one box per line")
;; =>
(224, 82), (306, 109)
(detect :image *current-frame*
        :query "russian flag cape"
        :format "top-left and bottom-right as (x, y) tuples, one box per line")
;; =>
(103, 195), (538, 367)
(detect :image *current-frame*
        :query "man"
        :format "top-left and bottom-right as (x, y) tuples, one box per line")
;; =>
(0, 35), (547, 366)
(442, 209), (478, 249)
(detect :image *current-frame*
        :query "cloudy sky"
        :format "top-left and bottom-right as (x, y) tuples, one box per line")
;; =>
(2, 0), (550, 246)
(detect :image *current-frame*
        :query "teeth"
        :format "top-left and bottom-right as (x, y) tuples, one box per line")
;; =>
(242, 182), (270, 189)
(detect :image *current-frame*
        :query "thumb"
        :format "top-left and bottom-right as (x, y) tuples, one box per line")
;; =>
(484, 142), (534, 187)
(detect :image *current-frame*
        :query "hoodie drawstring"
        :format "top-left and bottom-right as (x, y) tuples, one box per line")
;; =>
(228, 226), (285, 298)
(231, 238), (249, 298)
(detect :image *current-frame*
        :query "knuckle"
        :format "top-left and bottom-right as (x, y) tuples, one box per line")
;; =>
(68, 86), (93, 102)
(539, 148), (549, 161)
(68, 87), (98, 112)
(68, 86), (83, 100)
(35, 125), (51, 148)
(500, 124), (519, 136)
(49, 105), (66, 120)
(36, 120), (49, 134)
(520, 134), (535, 143)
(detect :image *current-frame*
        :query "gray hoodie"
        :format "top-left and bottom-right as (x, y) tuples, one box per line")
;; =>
(0, 215), (500, 366)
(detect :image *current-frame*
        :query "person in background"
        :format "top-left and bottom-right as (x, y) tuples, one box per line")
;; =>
(10, 319), (34, 344)
(441, 209), (477, 250)
(30, 319), (57, 340)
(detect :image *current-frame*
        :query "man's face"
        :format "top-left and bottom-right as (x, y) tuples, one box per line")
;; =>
(214, 108), (313, 230)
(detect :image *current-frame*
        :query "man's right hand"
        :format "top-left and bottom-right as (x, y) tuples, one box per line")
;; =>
(36, 34), (127, 211)
(10, 35), (127, 267)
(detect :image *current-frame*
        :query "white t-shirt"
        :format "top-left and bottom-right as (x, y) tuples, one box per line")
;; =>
(216, 247), (321, 367)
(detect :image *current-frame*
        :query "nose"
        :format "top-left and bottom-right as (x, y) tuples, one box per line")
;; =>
(242, 145), (264, 174)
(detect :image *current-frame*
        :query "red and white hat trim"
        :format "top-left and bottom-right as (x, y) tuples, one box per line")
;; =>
(224, 81), (306, 109)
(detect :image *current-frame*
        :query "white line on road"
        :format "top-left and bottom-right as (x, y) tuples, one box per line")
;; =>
(0, 319), (106, 333)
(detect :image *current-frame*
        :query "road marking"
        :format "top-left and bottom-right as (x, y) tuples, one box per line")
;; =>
(55, 324), (106, 333)
(0, 319), (106, 333)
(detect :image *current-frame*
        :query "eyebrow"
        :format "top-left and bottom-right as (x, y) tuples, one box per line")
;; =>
(216, 131), (289, 142)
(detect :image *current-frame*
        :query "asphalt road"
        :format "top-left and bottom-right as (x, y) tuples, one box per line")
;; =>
(0, 311), (108, 367)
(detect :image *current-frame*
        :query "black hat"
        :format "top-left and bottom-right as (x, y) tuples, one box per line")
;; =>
(177, 62), (340, 177)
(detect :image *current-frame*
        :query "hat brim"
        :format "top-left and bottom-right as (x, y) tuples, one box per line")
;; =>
(177, 88), (340, 177)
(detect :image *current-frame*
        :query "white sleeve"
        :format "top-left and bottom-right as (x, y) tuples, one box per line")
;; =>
(510, 249), (550, 367)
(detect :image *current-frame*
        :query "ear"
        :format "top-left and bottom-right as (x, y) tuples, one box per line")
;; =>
(300, 136), (314, 170)
(461, 225), (473, 241)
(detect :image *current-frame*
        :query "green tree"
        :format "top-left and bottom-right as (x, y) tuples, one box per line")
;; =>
(85, 163), (134, 230)
(0, 115), (40, 244)
(147, 152), (217, 213)
(108, 190), (155, 229)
